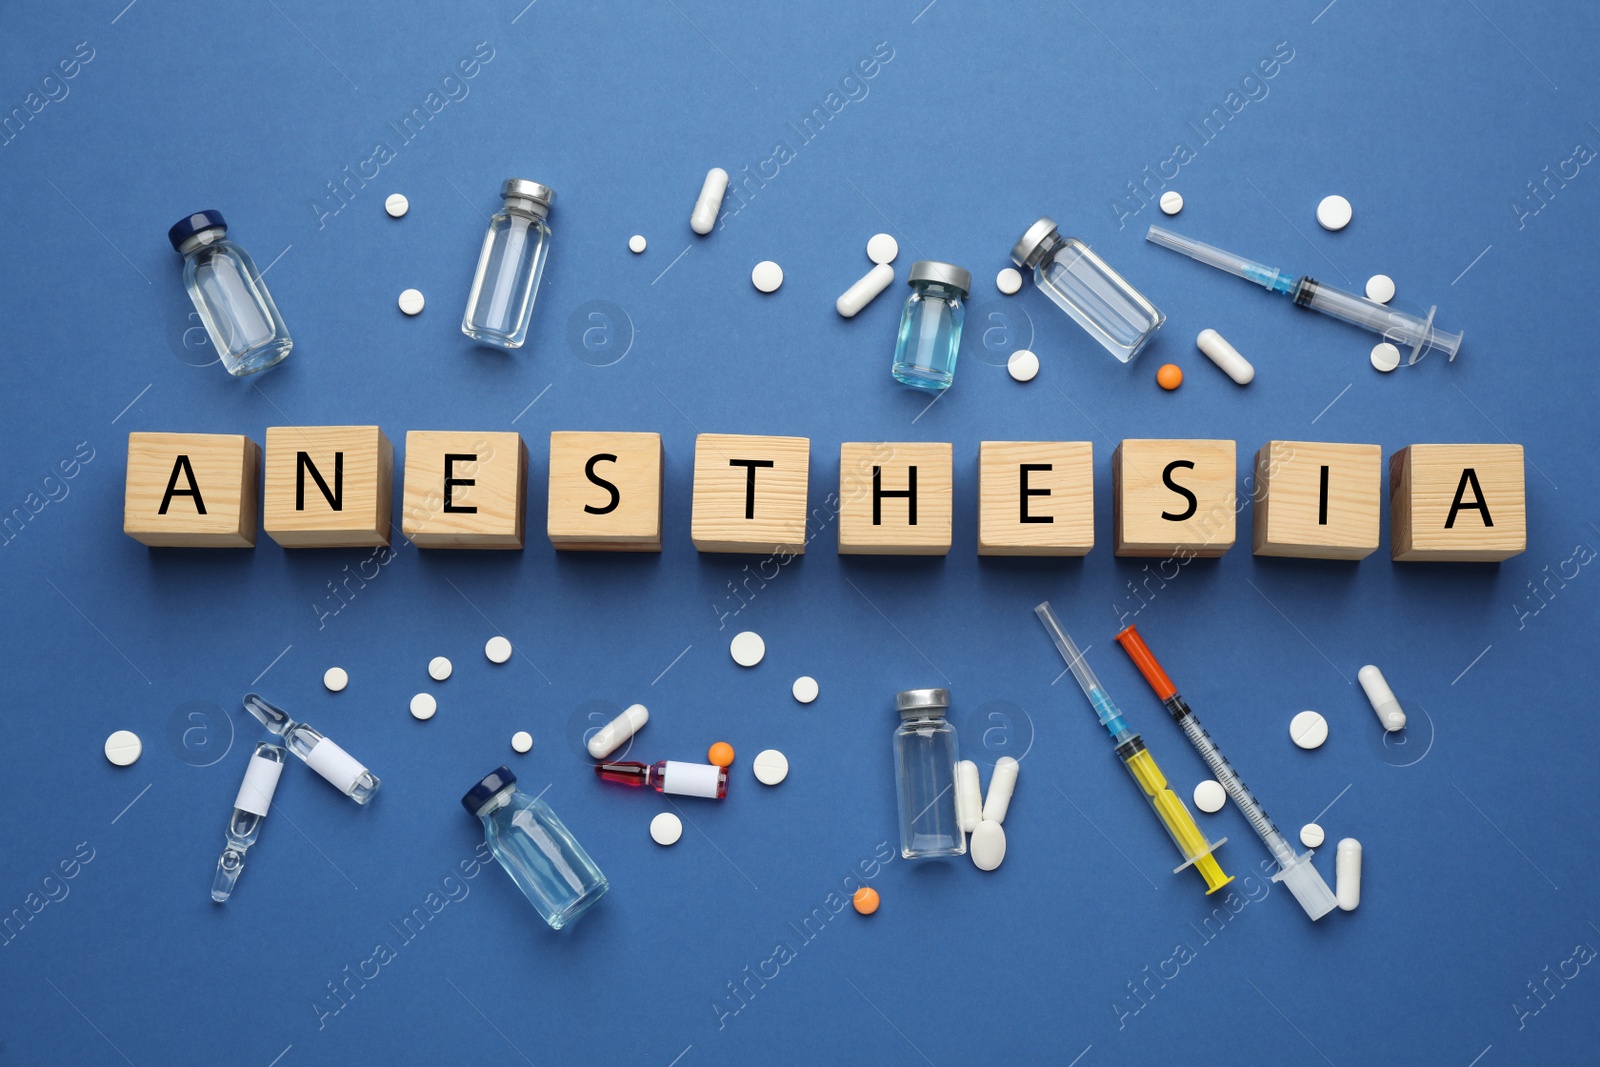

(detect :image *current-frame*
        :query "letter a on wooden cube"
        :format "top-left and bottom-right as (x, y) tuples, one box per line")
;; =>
(1114, 439), (1236, 557)
(263, 426), (393, 548)
(1252, 441), (1381, 560)
(839, 442), (953, 555)
(548, 431), (663, 552)
(691, 434), (810, 553)
(977, 442), (1094, 556)
(124, 432), (259, 547)
(401, 431), (527, 549)
(1390, 444), (1525, 561)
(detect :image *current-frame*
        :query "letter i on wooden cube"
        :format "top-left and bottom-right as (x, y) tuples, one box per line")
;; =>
(263, 426), (393, 548)
(1252, 441), (1381, 560)
(1113, 439), (1236, 557)
(401, 431), (528, 548)
(690, 434), (810, 553)
(838, 442), (953, 555)
(124, 432), (260, 547)
(977, 442), (1094, 556)
(547, 431), (663, 551)
(1390, 444), (1526, 561)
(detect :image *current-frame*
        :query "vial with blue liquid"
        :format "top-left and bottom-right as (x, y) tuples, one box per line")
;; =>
(462, 179), (555, 349)
(891, 261), (970, 392)
(169, 210), (293, 377)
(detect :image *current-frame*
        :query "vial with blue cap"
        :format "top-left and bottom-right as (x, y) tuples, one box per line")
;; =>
(168, 210), (294, 376)
(891, 261), (970, 392)
(462, 179), (555, 349)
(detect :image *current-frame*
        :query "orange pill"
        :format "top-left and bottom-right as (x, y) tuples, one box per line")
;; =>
(852, 887), (880, 915)
(1156, 363), (1183, 390)
(708, 741), (735, 767)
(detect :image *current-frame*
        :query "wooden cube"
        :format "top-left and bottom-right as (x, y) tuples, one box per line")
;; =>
(1114, 439), (1237, 557)
(263, 426), (393, 548)
(977, 441), (1094, 556)
(547, 431), (663, 552)
(124, 432), (259, 547)
(1252, 441), (1381, 560)
(400, 431), (527, 549)
(839, 442), (953, 555)
(690, 434), (810, 554)
(1390, 444), (1526, 561)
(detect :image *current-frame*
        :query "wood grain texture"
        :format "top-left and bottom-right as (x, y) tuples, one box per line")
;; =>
(1114, 438), (1236, 557)
(1252, 440), (1381, 560)
(400, 431), (527, 549)
(263, 425), (392, 548)
(1390, 444), (1525, 561)
(977, 441), (1094, 556)
(124, 432), (259, 548)
(690, 433), (810, 554)
(547, 431), (663, 552)
(839, 442), (952, 555)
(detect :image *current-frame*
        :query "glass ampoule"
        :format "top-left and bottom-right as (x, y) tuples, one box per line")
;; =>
(893, 688), (965, 859)
(212, 741), (286, 903)
(242, 693), (379, 804)
(595, 760), (727, 799)
(461, 179), (555, 349)
(891, 261), (971, 392)
(1011, 216), (1164, 363)
(168, 210), (293, 376)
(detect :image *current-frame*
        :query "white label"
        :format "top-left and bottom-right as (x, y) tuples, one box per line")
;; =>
(662, 760), (722, 799)
(304, 737), (367, 795)
(233, 753), (284, 816)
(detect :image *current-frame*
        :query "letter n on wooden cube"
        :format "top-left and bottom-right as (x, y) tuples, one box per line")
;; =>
(263, 426), (393, 548)
(1114, 439), (1236, 557)
(977, 442), (1094, 556)
(690, 434), (810, 553)
(124, 432), (259, 547)
(401, 431), (527, 549)
(839, 442), (953, 555)
(548, 431), (663, 552)
(1390, 444), (1525, 561)
(1252, 441), (1381, 560)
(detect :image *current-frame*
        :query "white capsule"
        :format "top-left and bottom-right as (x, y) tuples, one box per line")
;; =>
(1336, 837), (1362, 910)
(1358, 664), (1406, 732)
(1195, 329), (1255, 385)
(690, 167), (729, 235)
(586, 703), (649, 759)
(970, 819), (1007, 871)
(956, 760), (982, 833)
(982, 756), (1019, 825)
(836, 262), (894, 318)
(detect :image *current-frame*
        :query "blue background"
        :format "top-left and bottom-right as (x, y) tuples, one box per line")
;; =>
(2, 1), (1597, 1064)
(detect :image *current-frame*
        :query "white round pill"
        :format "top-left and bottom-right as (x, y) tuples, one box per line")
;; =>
(650, 811), (683, 846)
(995, 267), (1022, 295)
(409, 692), (437, 721)
(398, 289), (425, 316)
(970, 818), (1007, 871)
(384, 193), (409, 218)
(104, 730), (142, 767)
(1370, 342), (1401, 373)
(866, 233), (899, 266)
(428, 656), (452, 681)
(1365, 274), (1395, 303)
(751, 260), (783, 293)
(792, 675), (819, 703)
(730, 630), (765, 667)
(1316, 195), (1352, 231)
(323, 666), (348, 693)
(1300, 823), (1325, 849)
(1159, 190), (1184, 215)
(1289, 710), (1329, 750)
(1007, 349), (1039, 382)
(484, 636), (512, 664)
(1193, 779), (1226, 814)
(628, 234), (647, 254)
(752, 749), (789, 785)
(511, 730), (533, 754)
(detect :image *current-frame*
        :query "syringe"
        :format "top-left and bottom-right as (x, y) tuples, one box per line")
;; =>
(1146, 224), (1462, 364)
(1114, 624), (1339, 921)
(1035, 602), (1233, 895)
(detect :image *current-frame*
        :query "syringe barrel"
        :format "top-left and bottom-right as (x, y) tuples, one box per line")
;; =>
(1297, 279), (1463, 360)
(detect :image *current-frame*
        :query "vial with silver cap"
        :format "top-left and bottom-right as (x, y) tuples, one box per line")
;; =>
(1011, 217), (1165, 362)
(891, 261), (971, 391)
(461, 178), (556, 349)
(892, 688), (966, 859)
(168, 210), (294, 376)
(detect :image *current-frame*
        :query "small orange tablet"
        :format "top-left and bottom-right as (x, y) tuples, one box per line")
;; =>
(1156, 363), (1183, 390)
(708, 742), (735, 767)
(852, 887), (880, 915)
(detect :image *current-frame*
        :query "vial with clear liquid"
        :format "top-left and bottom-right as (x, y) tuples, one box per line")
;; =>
(242, 693), (380, 804)
(1011, 217), (1164, 362)
(892, 261), (970, 392)
(168, 210), (294, 376)
(461, 179), (555, 348)
(212, 741), (286, 903)
(893, 688), (966, 859)
(463, 766), (609, 930)
(595, 759), (728, 799)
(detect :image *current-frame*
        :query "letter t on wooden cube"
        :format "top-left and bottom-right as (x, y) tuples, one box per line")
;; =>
(1252, 441), (1381, 560)
(401, 431), (528, 549)
(547, 431), (663, 552)
(124, 432), (260, 547)
(263, 426), (393, 548)
(690, 434), (810, 554)
(1390, 444), (1525, 561)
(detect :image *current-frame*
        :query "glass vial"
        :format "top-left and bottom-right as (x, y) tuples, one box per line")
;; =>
(595, 760), (728, 799)
(893, 688), (966, 859)
(168, 210), (293, 377)
(242, 694), (380, 804)
(212, 741), (286, 903)
(463, 766), (608, 930)
(892, 261), (971, 392)
(461, 179), (555, 349)
(1011, 217), (1164, 362)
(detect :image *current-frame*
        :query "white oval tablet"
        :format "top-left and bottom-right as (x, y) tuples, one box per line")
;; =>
(628, 234), (647, 254)
(1358, 664), (1407, 732)
(970, 819), (1007, 871)
(409, 693), (437, 721)
(428, 656), (452, 681)
(995, 267), (1022, 295)
(511, 731), (533, 754)
(398, 289), (425, 316)
(1365, 274), (1395, 303)
(1007, 349), (1039, 382)
(1316, 195), (1352, 231)
(752, 749), (788, 785)
(587, 703), (649, 759)
(650, 811), (683, 846)
(1336, 838), (1362, 910)
(1193, 779), (1226, 813)
(485, 636), (512, 664)
(691, 168), (729, 235)
(1370, 342), (1401, 373)
(104, 730), (142, 767)
(730, 630), (765, 667)
(836, 263), (894, 318)
(792, 675), (819, 703)
(866, 233), (899, 266)
(384, 193), (409, 218)
(751, 260), (783, 293)
(1159, 190), (1184, 215)
(1300, 823), (1325, 849)
(1289, 710), (1328, 750)
(323, 666), (348, 693)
